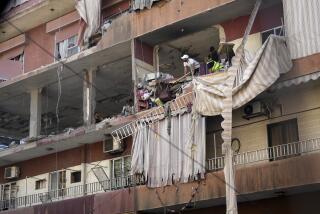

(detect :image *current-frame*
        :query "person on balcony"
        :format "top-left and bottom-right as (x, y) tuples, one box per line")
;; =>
(181, 54), (200, 76)
(207, 46), (223, 73)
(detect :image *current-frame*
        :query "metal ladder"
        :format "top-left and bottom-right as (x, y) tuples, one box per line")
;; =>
(111, 92), (193, 141)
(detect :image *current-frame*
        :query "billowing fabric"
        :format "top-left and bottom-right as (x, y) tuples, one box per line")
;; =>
(75, 0), (101, 44)
(132, 0), (160, 10)
(272, 71), (320, 91)
(232, 35), (292, 109)
(131, 113), (206, 187)
(283, 0), (320, 59)
(192, 36), (292, 214)
(193, 35), (292, 117)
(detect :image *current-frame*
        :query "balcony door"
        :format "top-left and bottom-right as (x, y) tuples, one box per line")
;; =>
(267, 119), (299, 160)
(49, 170), (66, 198)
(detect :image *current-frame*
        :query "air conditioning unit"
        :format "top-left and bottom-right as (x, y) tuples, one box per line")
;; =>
(243, 101), (267, 119)
(103, 135), (124, 154)
(4, 166), (20, 179)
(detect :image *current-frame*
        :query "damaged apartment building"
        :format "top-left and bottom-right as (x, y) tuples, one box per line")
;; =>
(0, 0), (319, 213)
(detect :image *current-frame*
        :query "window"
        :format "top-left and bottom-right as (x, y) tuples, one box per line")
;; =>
(9, 52), (24, 63)
(267, 119), (299, 160)
(110, 156), (131, 178)
(55, 35), (79, 60)
(35, 179), (46, 190)
(261, 26), (284, 44)
(1, 182), (18, 201)
(70, 171), (81, 183)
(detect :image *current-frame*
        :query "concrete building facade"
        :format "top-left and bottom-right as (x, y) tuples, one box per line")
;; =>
(0, 0), (319, 213)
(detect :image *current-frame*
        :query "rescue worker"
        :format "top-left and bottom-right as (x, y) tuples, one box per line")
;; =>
(207, 46), (223, 73)
(181, 54), (200, 76)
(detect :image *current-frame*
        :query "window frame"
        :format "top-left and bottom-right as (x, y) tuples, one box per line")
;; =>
(70, 171), (82, 184)
(55, 35), (79, 61)
(110, 156), (131, 179)
(267, 118), (299, 161)
(35, 179), (46, 190)
(261, 26), (284, 44)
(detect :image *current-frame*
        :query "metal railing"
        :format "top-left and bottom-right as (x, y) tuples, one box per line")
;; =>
(111, 92), (193, 142)
(0, 174), (145, 211)
(207, 138), (320, 171)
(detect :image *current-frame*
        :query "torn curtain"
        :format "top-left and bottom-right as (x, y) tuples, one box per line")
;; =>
(132, 0), (160, 10)
(193, 35), (292, 214)
(75, 0), (101, 45)
(131, 113), (206, 187)
(193, 35), (292, 116)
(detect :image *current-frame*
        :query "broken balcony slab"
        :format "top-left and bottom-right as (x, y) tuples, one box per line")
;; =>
(0, 114), (137, 166)
(0, 40), (132, 138)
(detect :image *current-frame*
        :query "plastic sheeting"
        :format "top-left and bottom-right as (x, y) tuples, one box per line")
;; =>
(75, 0), (101, 45)
(132, 0), (160, 10)
(131, 113), (206, 187)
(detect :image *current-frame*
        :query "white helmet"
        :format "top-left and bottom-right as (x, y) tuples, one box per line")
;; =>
(181, 54), (189, 60)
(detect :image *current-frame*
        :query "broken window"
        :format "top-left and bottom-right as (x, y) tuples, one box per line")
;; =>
(70, 171), (81, 183)
(9, 52), (24, 63)
(55, 35), (79, 60)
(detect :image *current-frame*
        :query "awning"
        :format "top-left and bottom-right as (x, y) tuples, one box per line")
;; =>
(283, 0), (320, 59)
(193, 35), (292, 116)
(271, 71), (320, 90)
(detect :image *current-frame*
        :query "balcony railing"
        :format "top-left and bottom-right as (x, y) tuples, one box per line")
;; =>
(207, 138), (320, 171)
(0, 174), (145, 211)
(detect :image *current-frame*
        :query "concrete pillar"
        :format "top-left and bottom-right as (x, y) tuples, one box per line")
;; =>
(131, 39), (138, 113)
(29, 88), (42, 138)
(83, 68), (96, 126)
(153, 45), (160, 74)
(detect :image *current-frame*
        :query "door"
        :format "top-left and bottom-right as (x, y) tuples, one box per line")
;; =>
(50, 171), (66, 198)
(267, 119), (299, 160)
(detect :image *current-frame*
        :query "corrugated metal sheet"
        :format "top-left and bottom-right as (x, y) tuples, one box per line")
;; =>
(283, 0), (320, 59)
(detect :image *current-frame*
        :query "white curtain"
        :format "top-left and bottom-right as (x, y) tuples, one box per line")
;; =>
(75, 0), (101, 44)
(131, 113), (206, 187)
(132, 0), (160, 10)
(58, 40), (68, 59)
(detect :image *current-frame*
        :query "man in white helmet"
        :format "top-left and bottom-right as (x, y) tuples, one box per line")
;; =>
(181, 54), (200, 76)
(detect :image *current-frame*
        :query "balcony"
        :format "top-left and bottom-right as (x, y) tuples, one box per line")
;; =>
(207, 137), (320, 171)
(0, 138), (319, 212)
(0, 174), (145, 211)
(0, 0), (75, 42)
